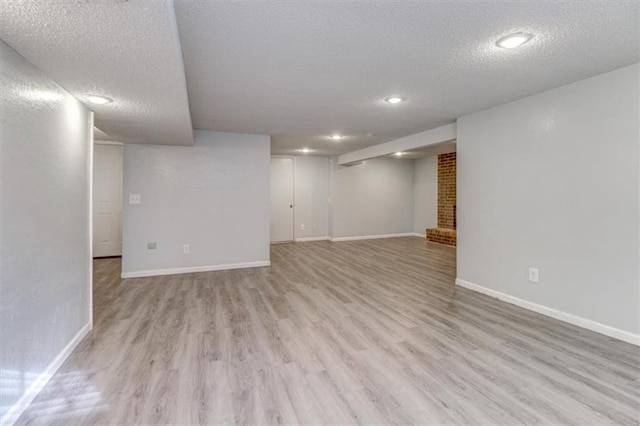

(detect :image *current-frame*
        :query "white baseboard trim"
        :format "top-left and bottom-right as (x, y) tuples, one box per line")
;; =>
(294, 236), (329, 242)
(455, 278), (640, 346)
(411, 232), (426, 238)
(329, 233), (417, 242)
(1, 321), (92, 426)
(121, 261), (271, 279)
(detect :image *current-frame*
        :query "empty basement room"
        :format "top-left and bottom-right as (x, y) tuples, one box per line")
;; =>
(1, 1), (639, 425)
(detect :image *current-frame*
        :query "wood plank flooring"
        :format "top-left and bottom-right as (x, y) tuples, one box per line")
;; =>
(17, 237), (640, 425)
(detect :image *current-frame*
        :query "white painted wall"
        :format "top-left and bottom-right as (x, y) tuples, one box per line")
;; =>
(457, 64), (640, 336)
(330, 157), (414, 238)
(122, 131), (271, 277)
(413, 156), (438, 234)
(1, 41), (92, 423)
(294, 156), (330, 240)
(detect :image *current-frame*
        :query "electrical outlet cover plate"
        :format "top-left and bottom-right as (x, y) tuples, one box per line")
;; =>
(529, 267), (539, 283)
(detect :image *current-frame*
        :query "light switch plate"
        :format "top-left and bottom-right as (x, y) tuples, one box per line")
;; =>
(529, 267), (539, 283)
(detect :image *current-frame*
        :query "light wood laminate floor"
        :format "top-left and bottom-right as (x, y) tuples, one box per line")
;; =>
(17, 238), (640, 425)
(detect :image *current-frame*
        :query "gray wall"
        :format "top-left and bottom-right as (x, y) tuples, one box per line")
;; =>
(0, 41), (92, 419)
(122, 130), (270, 276)
(294, 156), (330, 239)
(330, 157), (414, 238)
(413, 156), (438, 234)
(457, 64), (639, 335)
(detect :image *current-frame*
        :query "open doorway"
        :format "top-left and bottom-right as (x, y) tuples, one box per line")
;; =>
(92, 142), (123, 257)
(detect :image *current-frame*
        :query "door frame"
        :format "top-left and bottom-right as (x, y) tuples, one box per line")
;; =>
(270, 155), (296, 243)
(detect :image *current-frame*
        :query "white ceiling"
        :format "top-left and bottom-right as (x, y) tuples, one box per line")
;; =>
(0, 0), (193, 146)
(1, 1), (639, 155)
(175, 0), (639, 156)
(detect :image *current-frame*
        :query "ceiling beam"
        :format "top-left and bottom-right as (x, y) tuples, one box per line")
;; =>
(337, 123), (457, 165)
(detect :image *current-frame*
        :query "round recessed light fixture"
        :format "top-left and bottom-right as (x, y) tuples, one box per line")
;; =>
(395, 152), (404, 156)
(496, 32), (533, 49)
(385, 96), (405, 104)
(300, 148), (311, 153)
(329, 134), (343, 140)
(86, 95), (113, 105)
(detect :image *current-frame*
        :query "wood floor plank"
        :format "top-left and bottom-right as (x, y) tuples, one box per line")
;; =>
(15, 237), (640, 425)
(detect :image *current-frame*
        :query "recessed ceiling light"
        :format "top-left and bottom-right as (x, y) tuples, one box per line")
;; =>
(300, 148), (311, 153)
(385, 97), (405, 104)
(86, 95), (113, 105)
(395, 152), (404, 156)
(496, 32), (533, 49)
(329, 134), (343, 140)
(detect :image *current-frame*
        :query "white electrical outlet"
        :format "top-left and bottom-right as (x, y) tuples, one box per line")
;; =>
(129, 194), (141, 204)
(300, 224), (305, 230)
(529, 267), (539, 283)
(147, 242), (157, 250)
(183, 244), (190, 254)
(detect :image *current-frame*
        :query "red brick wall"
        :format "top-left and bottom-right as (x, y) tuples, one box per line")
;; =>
(426, 228), (457, 246)
(437, 152), (457, 229)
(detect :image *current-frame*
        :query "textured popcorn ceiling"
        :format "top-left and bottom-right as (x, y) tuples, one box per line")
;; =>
(1, 1), (638, 153)
(0, 0), (194, 146)
(175, 0), (639, 155)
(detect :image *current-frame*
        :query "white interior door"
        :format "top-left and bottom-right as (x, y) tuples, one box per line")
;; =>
(270, 157), (294, 242)
(93, 143), (123, 257)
